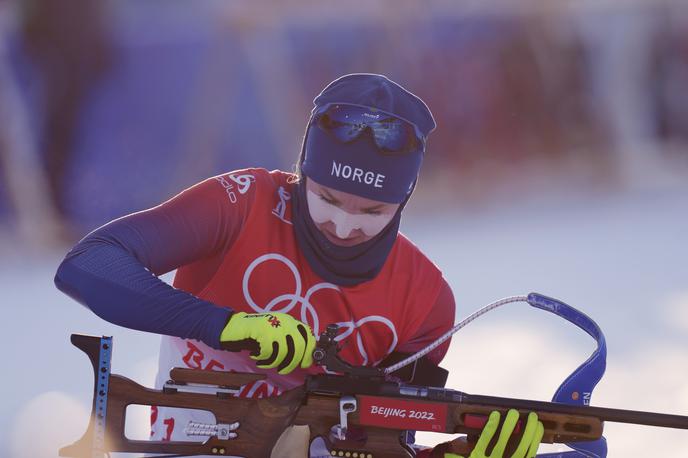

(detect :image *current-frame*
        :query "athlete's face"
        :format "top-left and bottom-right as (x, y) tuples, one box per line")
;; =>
(305, 178), (400, 247)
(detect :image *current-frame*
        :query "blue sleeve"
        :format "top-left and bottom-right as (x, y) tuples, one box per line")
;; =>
(54, 178), (240, 349)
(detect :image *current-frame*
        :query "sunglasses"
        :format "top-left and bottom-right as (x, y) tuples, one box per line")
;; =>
(313, 104), (426, 154)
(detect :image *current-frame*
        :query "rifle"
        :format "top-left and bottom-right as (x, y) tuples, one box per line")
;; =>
(60, 326), (688, 458)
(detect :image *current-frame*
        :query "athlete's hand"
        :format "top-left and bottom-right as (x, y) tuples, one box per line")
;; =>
(219, 312), (316, 375)
(444, 410), (544, 458)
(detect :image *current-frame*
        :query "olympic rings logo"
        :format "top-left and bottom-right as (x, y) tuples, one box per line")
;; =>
(242, 253), (398, 365)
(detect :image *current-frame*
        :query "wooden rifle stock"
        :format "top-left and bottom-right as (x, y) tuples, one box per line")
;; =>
(60, 370), (304, 457)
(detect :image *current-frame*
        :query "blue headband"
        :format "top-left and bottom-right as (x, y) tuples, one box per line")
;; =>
(301, 74), (436, 204)
(301, 125), (422, 203)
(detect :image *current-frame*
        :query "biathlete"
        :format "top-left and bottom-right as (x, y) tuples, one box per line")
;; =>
(55, 73), (543, 457)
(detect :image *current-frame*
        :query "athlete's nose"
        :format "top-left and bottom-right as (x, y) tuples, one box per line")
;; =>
(332, 212), (360, 238)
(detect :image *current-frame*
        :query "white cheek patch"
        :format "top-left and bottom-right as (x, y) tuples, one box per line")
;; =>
(306, 190), (395, 239)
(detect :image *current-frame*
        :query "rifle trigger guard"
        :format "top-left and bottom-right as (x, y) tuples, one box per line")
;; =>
(334, 396), (357, 441)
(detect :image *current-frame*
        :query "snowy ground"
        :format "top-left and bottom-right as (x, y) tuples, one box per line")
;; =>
(1, 180), (687, 457)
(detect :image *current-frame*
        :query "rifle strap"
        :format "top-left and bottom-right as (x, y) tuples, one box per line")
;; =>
(527, 293), (608, 458)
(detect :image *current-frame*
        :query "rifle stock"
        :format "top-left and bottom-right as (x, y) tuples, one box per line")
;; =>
(60, 372), (304, 457)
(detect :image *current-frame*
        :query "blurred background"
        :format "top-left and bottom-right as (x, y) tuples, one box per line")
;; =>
(1, 0), (687, 456)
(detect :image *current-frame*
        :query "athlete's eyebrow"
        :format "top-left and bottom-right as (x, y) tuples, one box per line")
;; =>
(320, 187), (387, 213)
(361, 203), (386, 212)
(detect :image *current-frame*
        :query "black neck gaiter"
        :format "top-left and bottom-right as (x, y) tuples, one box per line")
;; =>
(291, 178), (405, 287)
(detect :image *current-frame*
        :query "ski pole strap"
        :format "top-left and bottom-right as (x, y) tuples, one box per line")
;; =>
(527, 293), (608, 458)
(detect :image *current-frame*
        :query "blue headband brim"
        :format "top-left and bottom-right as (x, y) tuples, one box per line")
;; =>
(301, 125), (423, 204)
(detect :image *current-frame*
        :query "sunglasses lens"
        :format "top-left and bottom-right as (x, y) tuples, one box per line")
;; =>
(318, 112), (365, 143)
(316, 105), (422, 154)
(372, 118), (420, 152)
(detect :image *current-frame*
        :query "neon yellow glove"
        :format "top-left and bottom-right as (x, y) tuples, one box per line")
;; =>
(444, 410), (544, 458)
(220, 312), (316, 375)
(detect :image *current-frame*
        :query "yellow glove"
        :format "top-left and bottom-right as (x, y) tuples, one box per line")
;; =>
(220, 312), (316, 375)
(445, 410), (544, 458)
